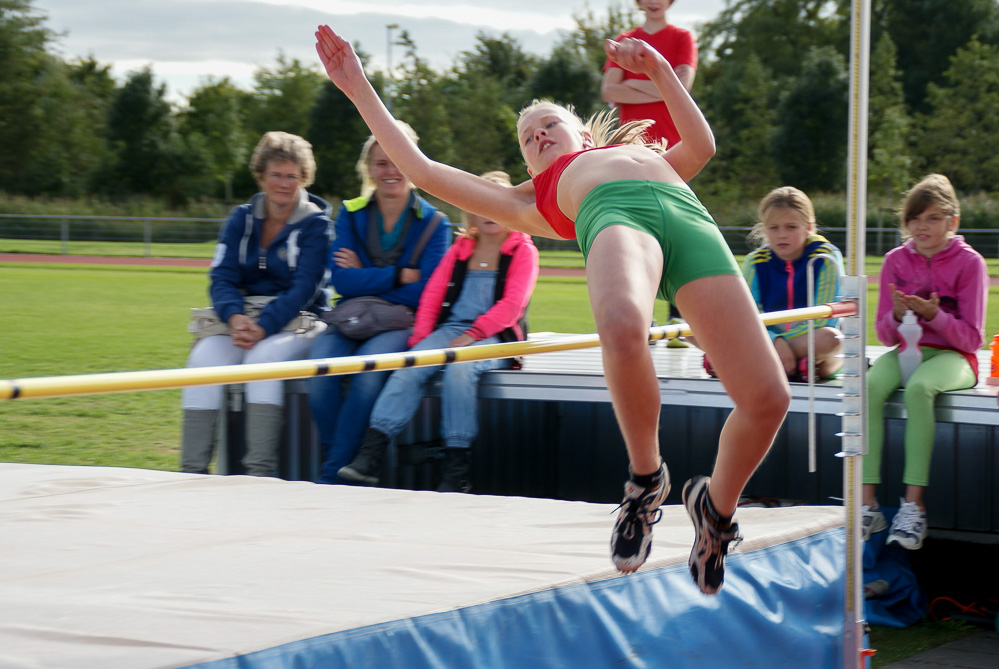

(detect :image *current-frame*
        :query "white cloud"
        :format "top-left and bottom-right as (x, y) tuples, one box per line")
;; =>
(257, 0), (579, 33)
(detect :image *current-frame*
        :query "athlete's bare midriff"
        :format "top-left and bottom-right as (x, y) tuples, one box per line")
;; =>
(554, 144), (688, 222)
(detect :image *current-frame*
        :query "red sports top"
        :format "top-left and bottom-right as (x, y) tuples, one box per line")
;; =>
(531, 145), (622, 239)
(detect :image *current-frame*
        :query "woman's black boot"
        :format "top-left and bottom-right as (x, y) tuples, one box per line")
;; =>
(436, 448), (471, 493)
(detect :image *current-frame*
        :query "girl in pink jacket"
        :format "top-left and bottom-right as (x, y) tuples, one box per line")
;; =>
(862, 174), (988, 550)
(338, 171), (539, 492)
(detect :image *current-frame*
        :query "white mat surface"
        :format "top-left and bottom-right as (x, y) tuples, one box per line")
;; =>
(0, 464), (843, 668)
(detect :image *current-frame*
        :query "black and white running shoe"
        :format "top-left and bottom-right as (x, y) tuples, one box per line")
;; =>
(610, 464), (670, 573)
(682, 476), (742, 595)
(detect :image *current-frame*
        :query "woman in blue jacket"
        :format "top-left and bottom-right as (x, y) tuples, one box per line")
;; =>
(182, 131), (332, 477)
(308, 124), (450, 484)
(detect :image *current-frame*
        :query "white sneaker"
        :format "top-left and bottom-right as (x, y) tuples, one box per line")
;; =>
(861, 505), (888, 541)
(887, 500), (927, 550)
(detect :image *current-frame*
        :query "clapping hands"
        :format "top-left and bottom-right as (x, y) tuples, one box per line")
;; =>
(889, 283), (940, 322)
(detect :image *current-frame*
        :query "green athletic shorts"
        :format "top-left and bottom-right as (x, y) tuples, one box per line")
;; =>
(575, 180), (740, 303)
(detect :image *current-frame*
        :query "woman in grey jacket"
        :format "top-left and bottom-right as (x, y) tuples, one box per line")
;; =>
(181, 131), (332, 477)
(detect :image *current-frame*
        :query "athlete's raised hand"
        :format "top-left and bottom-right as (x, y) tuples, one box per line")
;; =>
(604, 37), (668, 78)
(315, 25), (366, 97)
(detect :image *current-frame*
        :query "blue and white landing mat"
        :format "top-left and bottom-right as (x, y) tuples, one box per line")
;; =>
(0, 464), (845, 668)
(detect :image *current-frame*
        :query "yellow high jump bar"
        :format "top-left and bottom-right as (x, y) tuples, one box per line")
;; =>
(0, 302), (857, 401)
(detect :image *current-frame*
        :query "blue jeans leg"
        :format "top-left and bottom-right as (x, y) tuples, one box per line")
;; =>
(308, 328), (412, 484)
(441, 338), (507, 448)
(308, 330), (357, 456)
(367, 328), (507, 448)
(367, 327), (458, 437)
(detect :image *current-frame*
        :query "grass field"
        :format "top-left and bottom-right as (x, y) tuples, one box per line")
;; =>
(1, 256), (993, 665)
(2, 256), (997, 472)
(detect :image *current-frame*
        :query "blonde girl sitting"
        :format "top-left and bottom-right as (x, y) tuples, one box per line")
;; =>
(741, 186), (844, 382)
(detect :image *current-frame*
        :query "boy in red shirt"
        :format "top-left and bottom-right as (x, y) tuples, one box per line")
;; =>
(602, 0), (698, 148)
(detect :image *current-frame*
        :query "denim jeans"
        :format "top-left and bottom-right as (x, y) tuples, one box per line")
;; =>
(307, 327), (412, 483)
(369, 325), (511, 450)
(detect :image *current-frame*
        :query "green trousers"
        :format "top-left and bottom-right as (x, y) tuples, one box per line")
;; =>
(863, 346), (976, 487)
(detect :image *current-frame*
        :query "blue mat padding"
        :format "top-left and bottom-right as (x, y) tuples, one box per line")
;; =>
(189, 528), (845, 669)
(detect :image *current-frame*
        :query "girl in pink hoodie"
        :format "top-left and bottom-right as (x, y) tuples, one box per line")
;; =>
(862, 174), (988, 551)
(338, 171), (539, 493)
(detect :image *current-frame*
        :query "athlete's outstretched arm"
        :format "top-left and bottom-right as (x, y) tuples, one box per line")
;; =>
(315, 26), (552, 236)
(604, 38), (714, 181)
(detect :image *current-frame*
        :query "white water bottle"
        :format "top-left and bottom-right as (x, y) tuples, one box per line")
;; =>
(897, 310), (923, 386)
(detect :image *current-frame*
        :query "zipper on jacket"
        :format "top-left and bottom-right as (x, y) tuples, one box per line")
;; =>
(785, 260), (794, 330)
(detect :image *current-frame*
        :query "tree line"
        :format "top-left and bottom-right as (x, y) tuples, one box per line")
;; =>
(2, 0), (997, 216)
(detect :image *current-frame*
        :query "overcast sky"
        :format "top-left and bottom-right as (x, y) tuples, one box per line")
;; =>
(36, 0), (726, 103)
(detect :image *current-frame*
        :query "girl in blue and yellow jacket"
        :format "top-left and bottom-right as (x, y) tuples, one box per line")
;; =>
(742, 186), (844, 381)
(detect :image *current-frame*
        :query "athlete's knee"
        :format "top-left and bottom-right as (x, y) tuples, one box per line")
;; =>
(736, 375), (790, 424)
(761, 383), (791, 421)
(597, 313), (651, 357)
(596, 301), (649, 341)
